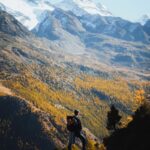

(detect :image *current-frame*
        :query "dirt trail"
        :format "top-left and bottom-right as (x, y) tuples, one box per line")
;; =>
(0, 83), (13, 95)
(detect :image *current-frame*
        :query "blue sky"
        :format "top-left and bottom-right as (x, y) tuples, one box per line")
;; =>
(94, 0), (150, 21)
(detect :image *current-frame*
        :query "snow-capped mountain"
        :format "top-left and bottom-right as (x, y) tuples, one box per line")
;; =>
(0, 0), (149, 44)
(138, 14), (150, 25)
(0, 2), (32, 28)
(55, 0), (112, 16)
(0, 0), (54, 29)
(0, 0), (112, 30)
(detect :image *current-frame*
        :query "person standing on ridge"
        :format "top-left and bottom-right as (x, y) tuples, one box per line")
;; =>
(67, 110), (86, 150)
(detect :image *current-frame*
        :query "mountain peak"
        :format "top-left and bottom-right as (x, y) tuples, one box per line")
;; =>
(55, 0), (112, 16)
(0, 10), (31, 37)
(0, 0), (112, 30)
(0, 0), (55, 30)
(138, 14), (150, 25)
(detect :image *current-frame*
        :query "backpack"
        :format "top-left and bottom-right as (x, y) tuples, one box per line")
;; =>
(66, 116), (78, 132)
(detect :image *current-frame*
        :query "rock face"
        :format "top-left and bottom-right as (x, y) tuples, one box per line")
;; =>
(0, 11), (31, 37)
(32, 9), (85, 39)
(79, 15), (149, 43)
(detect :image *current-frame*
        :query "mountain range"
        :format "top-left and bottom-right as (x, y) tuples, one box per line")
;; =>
(0, 0), (111, 29)
(0, 0), (150, 149)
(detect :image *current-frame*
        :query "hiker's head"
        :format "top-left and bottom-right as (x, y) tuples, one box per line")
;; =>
(74, 110), (79, 116)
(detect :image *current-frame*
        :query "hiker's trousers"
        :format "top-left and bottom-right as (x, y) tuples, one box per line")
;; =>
(68, 131), (86, 150)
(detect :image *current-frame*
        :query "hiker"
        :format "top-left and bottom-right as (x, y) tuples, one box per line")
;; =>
(67, 110), (86, 150)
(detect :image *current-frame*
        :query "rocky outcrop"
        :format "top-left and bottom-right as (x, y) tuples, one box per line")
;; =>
(0, 11), (31, 37)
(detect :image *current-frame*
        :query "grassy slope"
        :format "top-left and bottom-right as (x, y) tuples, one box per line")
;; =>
(0, 95), (57, 150)
(1, 68), (145, 138)
(0, 33), (149, 149)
